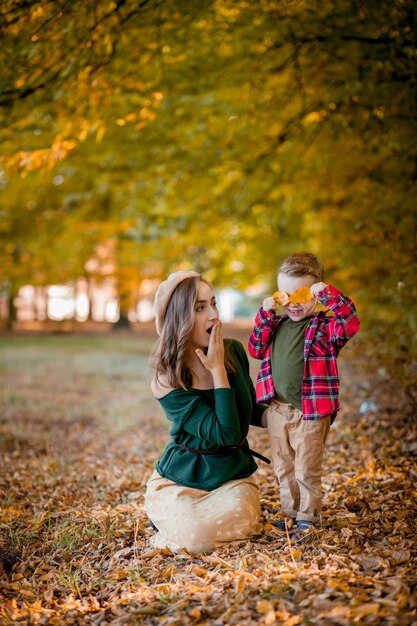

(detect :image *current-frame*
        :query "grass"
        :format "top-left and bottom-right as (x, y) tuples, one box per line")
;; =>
(0, 330), (161, 434)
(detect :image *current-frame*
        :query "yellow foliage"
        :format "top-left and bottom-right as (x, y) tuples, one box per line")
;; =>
(304, 110), (328, 124)
(96, 126), (106, 143)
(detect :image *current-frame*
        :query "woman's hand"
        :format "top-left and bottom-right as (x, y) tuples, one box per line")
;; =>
(196, 320), (224, 372)
(196, 320), (229, 388)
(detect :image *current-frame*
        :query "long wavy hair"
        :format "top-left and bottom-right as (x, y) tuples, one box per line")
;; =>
(151, 276), (235, 389)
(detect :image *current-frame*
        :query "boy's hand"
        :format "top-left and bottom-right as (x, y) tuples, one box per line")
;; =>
(310, 282), (328, 298)
(262, 296), (277, 312)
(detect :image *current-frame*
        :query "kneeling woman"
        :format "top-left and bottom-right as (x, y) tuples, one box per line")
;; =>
(145, 270), (268, 553)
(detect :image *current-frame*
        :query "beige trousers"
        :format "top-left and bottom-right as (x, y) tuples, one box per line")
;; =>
(144, 470), (261, 553)
(267, 400), (330, 523)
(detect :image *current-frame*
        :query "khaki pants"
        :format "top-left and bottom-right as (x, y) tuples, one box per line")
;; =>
(267, 400), (330, 523)
(144, 470), (261, 553)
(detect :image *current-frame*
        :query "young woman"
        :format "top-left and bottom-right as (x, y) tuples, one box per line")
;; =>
(144, 270), (269, 553)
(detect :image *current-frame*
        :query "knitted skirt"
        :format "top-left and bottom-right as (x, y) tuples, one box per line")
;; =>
(144, 469), (261, 553)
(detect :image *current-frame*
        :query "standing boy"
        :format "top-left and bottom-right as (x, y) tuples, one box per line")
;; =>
(248, 252), (360, 537)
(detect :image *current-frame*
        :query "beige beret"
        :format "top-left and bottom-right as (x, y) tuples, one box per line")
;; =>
(154, 270), (201, 335)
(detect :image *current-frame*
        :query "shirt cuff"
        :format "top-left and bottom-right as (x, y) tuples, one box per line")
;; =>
(259, 307), (277, 322)
(317, 284), (341, 305)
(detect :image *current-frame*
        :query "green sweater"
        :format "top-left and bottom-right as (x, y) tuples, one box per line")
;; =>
(155, 339), (266, 491)
(271, 316), (311, 410)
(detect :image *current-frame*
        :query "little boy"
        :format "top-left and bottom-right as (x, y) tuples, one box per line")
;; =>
(248, 252), (360, 537)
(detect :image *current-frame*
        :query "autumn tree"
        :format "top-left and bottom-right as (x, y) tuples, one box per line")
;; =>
(0, 0), (416, 399)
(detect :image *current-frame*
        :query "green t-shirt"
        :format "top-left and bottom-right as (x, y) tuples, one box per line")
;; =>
(271, 317), (311, 410)
(155, 339), (266, 491)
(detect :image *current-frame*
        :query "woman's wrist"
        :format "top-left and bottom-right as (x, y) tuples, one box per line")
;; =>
(211, 366), (230, 388)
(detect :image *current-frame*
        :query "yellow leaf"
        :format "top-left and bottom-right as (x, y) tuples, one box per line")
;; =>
(14, 77), (26, 89)
(192, 567), (208, 577)
(19, 589), (37, 598)
(31, 6), (45, 19)
(38, 571), (55, 582)
(12, 573), (24, 581)
(273, 287), (312, 306)
(163, 565), (175, 578)
(351, 603), (380, 618)
(257, 600), (274, 614)
(235, 575), (245, 594)
(111, 568), (128, 580)
(273, 290), (289, 306)
(1, 507), (23, 522)
(265, 610), (277, 625)
(96, 127), (106, 143)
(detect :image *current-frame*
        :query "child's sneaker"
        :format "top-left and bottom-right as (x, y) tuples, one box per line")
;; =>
(293, 520), (317, 540)
(272, 518), (296, 532)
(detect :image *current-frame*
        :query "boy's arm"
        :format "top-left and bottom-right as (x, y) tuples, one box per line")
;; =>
(316, 284), (360, 350)
(248, 307), (279, 359)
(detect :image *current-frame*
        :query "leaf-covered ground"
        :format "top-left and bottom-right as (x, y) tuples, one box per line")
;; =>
(0, 328), (416, 625)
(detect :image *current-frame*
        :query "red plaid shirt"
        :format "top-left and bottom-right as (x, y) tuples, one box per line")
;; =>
(248, 284), (360, 421)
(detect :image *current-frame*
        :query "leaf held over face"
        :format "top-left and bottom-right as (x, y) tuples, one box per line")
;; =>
(273, 286), (312, 306)
(273, 290), (289, 306)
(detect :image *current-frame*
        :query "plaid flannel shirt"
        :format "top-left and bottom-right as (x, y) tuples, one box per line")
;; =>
(248, 284), (360, 421)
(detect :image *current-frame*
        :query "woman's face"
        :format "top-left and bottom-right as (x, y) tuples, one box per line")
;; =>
(190, 281), (219, 349)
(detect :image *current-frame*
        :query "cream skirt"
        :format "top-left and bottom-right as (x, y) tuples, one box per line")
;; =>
(144, 470), (261, 553)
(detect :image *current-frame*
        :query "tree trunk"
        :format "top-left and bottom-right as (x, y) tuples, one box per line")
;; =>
(86, 277), (94, 321)
(6, 282), (19, 329)
(113, 309), (130, 329)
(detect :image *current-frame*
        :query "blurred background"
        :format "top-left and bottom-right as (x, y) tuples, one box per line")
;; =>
(1, 0), (416, 401)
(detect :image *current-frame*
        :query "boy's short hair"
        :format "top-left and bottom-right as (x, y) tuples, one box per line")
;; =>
(279, 252), (324, 282)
